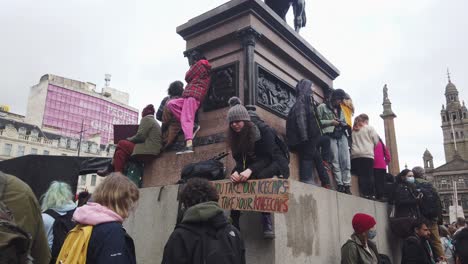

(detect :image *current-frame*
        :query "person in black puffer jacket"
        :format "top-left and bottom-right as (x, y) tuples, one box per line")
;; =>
(286, 79), (330, 188)
(392, 169), (419, 218)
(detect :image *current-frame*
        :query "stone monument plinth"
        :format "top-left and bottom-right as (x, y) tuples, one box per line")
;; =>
(143, 0), (340, 187)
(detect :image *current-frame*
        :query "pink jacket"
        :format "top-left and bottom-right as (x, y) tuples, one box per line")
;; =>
(374, 140), (391, 169)
(73, 202), (123, 225)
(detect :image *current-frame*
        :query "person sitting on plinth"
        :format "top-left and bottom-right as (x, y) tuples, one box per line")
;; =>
(98, 104), (162, 176)
(166, 50), (211, 155)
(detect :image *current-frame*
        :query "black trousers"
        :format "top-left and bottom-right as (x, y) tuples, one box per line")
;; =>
(298, 140), (330, 185)
(351, 158), (375, 197)
(373, 168), (386, 199)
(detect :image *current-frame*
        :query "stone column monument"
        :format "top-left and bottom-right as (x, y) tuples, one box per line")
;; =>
(380, 84), (400, 175)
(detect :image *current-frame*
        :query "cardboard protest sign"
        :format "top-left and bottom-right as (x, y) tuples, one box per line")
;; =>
(211, 178), (290, 213)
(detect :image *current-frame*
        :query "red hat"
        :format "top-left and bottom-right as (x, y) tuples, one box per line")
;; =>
(352, 213), (376, 234)
(142, 104), (155, 117)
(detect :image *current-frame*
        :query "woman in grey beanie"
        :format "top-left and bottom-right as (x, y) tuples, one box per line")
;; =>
(226, 97), (284, 239)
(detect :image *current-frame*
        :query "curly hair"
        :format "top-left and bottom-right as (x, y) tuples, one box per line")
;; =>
(180, 178), (219, 208)
(168, 81), (184, 97)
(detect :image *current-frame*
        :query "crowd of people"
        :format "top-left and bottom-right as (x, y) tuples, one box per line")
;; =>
(1, 54), (468, 264)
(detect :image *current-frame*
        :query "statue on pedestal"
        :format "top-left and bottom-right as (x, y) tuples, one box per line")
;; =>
(265, 0), (306, 32)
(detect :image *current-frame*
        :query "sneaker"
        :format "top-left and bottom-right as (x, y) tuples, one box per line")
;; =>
(321, 183), (332, 189)
(193, 124), (201, 138)
(344, 186), (352, 195)
(176, 146), (194, 155)
(263, 230), (275, 239)
(337, 185), (344, 193)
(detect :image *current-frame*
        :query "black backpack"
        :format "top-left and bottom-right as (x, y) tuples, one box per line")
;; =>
(44, 209), (76, 263)
(416, 181), (442, 219)
(178, 152), (228, 183)
(178, 223), (244, 264)
(250, 114), (290, 162)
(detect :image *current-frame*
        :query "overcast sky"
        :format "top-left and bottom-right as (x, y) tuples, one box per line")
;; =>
(1, 0), (467, 169)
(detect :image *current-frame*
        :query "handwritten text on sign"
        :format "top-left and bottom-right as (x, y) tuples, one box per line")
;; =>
(211, 179), (290, 213)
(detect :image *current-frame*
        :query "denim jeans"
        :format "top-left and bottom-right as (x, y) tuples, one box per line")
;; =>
(329, 135), (351, 186)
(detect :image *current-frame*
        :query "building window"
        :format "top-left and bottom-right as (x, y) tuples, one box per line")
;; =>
(458, 178), (465, 188)
(440, 179), (448, 190)
(31, 129), (39, 138)
(442, 116), (446, 122)
(30, 148), (38, 154)
(43, 150), (50, 155)
(456, 132), (459, 139)
(461, 131), (465, 138)
(80, 175), (87, 186)
(3, 143), (12, 156)
(91, 174), (97, 186)
(17, 146), (25, 156)
(18, 127), (26, 135)
(59, 138), (67, 148)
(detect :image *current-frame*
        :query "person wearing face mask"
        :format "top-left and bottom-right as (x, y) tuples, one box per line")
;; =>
(402, 220), (441, 264)
(341, 213), (379, 264)
(388, 169), (421, 238)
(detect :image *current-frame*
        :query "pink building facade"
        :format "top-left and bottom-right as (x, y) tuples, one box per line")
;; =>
(42, 84), (138, 144)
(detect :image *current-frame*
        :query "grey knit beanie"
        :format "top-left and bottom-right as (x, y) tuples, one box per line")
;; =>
(227, 97), (250, 123)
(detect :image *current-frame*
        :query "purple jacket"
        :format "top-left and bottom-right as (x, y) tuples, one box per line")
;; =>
(374, 140), (391, 169)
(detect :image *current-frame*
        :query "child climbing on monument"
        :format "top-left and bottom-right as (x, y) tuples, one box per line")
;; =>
(157, 80), (184, 149)
(166, 50), (212, 154)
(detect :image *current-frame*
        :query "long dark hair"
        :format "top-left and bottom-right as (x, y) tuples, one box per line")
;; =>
(227, 121), (256, 157)
(396, 169), (411, 184)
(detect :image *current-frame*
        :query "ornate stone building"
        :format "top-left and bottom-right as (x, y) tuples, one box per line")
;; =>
(424, 76), (468, 222)
(0, 109), (114, 194)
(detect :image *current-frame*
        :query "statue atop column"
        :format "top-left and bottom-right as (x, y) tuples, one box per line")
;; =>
(264, 0), (307, 32)
(383, 84), (389, 102)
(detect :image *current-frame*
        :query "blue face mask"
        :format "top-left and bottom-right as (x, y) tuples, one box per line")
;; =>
(406, 177), (415, 183)
(368, 229), (377, 240)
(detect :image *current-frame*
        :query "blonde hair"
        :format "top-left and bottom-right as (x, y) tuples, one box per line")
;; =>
(91, 173), (139, 219)
(41, 181), (74, 211)
(353, 113), (369, 131)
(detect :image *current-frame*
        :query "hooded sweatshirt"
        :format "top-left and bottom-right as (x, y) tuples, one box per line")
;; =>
(73, 202), (135, 264)
(162, 201), (246, 264)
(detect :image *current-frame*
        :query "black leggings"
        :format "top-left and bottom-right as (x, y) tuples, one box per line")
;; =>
(351, 158), (375, 197)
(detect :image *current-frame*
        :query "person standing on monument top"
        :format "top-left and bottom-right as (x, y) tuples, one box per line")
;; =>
(317, 89), (352, 194)
(350, 113), (379, 199)
(226, 97), (288, 239)
(166, 50), (211, 155)
(286, 79), (331, 188)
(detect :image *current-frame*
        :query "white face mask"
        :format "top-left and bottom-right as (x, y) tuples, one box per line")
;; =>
(406, 177), (415, 183)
